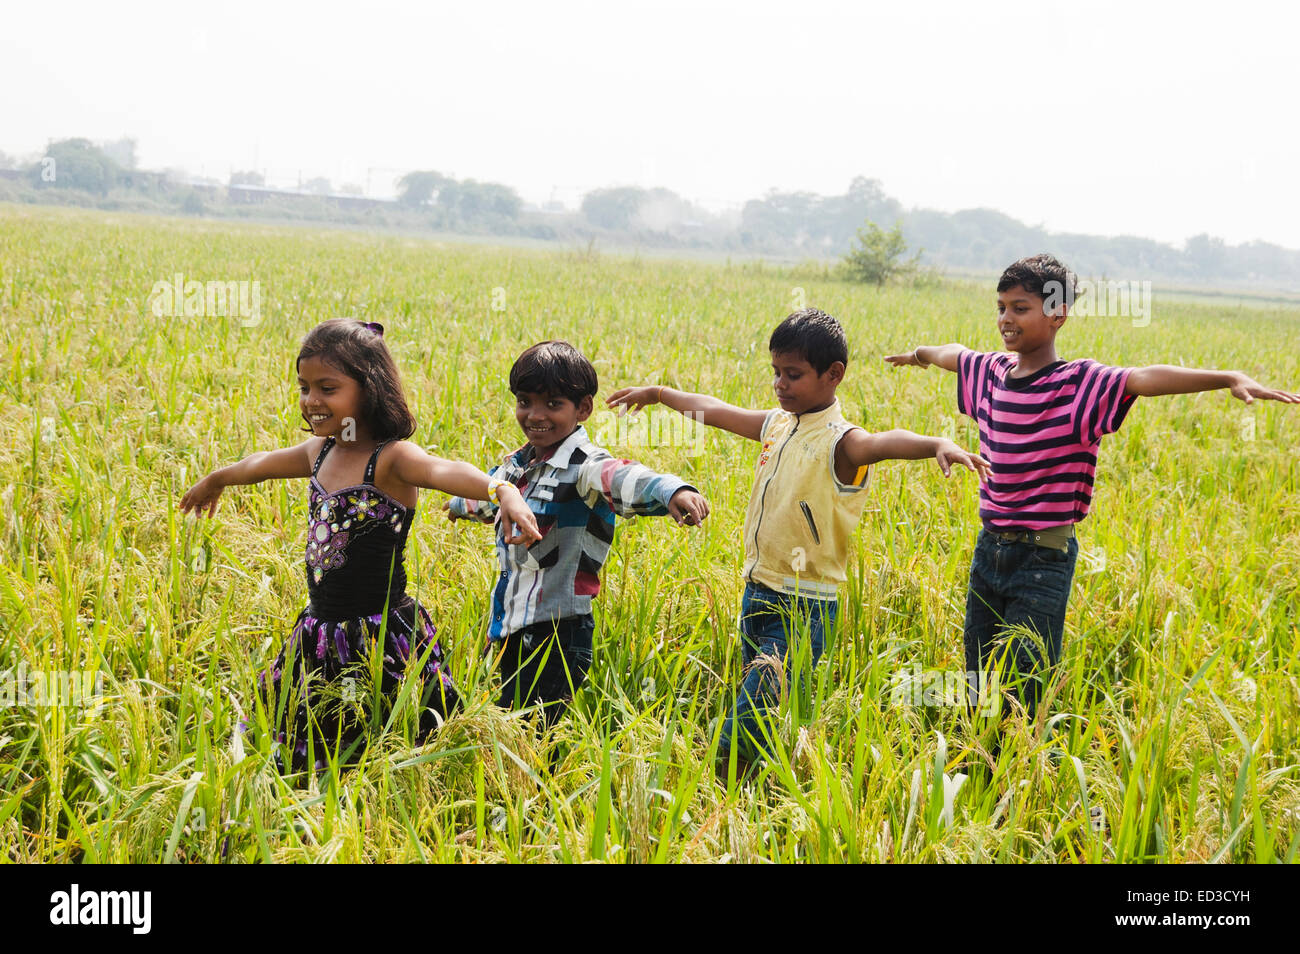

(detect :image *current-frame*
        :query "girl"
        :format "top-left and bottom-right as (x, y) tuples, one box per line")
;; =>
(181, 318), (540, 772)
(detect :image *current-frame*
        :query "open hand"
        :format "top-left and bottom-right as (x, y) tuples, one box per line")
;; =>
(884, 351), (926, 369)
(180, 474), (225, 518)
(1229, 372), (1300, 405)
(936, 441), (992, 481)
(667, 488), (710, 526)
(606, 386), (663, 415)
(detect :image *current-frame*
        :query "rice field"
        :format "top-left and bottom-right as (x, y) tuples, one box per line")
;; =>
(2, 203), (1298, 863)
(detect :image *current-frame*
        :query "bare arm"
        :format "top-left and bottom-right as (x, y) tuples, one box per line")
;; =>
(836, 428), (991, 480)
(390, 442), (508, 499)
(1124, 365), (1300, 403)
(606, 385), (769, 441)
(883, 344), (968, 374)
(388, 442), (540, 543)
(180, 441), (316, 517)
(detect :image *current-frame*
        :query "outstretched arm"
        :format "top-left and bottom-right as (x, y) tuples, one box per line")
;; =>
(575, 453), (710, 527)
(836, 428), (991, 480)
(180, 441), (316, 518)
(884, 344), (968, 374)
(1124, 366), (1300, 404)
(606, 386), (768, 441)
(389, 442), (540, 544)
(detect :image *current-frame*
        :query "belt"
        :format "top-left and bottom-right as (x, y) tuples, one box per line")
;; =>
(987, 525), (1074, 553)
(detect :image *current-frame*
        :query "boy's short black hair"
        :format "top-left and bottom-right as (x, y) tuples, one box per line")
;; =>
(997, 254), (1079, 306)
(768, 308), (849, 374)
(509, 341), (598, 404)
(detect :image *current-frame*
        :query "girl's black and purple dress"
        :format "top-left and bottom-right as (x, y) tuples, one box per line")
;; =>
(260, 436), (457, 771)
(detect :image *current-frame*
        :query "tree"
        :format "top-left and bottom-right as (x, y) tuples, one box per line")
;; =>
(230, 170), (264, 186)
(29, 138), (120, 194)
(740, 189), (820, 248)
(822, 178), (903, 249)
(100, 137), (137, 170)
(841, 220), (919, 286)
(397, 170), (450, 207)
(581, 187), (646, 230)
(442, 180), (521, 220)
(1184, 233), (1228, 279)
(633, 187), (698, 232)
(303, 177), (332, 195)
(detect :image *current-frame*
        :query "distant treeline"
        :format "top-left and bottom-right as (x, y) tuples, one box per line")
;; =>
(3, 139), (1296, 289)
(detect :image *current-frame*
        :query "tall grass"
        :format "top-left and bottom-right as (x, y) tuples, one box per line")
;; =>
(1, 204), (1297, 862)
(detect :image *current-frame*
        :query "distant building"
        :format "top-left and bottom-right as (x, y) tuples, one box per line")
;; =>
(118, 170), (170, 191)
(226, 183), (394, 211)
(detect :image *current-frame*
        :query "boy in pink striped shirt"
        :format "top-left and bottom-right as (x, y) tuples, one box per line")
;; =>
(888, 254), (1298, 718)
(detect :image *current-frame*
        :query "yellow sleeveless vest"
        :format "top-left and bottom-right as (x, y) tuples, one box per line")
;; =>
(741, 400), (869, 600)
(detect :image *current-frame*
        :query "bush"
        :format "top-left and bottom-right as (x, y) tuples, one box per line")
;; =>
(841, 219), (919, 286)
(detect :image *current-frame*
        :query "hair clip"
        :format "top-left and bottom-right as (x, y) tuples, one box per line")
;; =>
(359, 321), (385, 337)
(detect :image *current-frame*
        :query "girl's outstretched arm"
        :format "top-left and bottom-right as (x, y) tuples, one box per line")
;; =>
(388, 442), (541, 544)
(180, 441), (316, 518)
(606, 386), (768, 441)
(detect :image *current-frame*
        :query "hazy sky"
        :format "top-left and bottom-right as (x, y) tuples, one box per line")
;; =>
(4, 0), (1297, 248)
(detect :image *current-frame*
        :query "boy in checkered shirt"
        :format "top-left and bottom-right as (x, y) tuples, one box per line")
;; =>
(448, 341), (709, 726)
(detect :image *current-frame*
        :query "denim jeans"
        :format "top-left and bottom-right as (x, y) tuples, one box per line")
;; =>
(719, 582), (836, 761)
(963, 529), (1079, 719)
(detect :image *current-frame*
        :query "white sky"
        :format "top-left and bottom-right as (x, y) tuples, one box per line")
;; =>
(3, 0), (1298, 248)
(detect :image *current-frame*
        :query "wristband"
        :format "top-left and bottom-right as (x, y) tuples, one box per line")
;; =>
(487, 477), (506, 504)
(913, 349), (930, 368)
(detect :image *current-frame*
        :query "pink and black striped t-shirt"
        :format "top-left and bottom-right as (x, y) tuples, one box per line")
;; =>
(957, 352), (1137, 531)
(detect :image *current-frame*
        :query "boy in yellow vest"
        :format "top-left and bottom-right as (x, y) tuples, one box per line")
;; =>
(609, 308), (990, 770)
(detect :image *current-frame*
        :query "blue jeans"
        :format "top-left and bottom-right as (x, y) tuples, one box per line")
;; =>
(963, 529), (1079, 719)
(719, 582), (836, 761)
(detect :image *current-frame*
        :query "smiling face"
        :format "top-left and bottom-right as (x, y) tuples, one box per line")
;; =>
(996, 284), (1067, 356)
(298, 354), (368, 441)
(771, 351), (843, 415)
(514, 390), (593, 451)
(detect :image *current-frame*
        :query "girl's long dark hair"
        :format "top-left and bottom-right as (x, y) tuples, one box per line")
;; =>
(296, 319), (416, 441)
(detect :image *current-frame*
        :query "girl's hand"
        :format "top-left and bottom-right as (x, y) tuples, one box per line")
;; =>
(441, 500), (460, 523)
(667, 488), (710, 526)
(1229, 372), (1300, 405)
(496, 485), (542, 544)
(936, 441), (992, 481)
(181, 473), (226, 518)
(606, 386), (663, 415)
